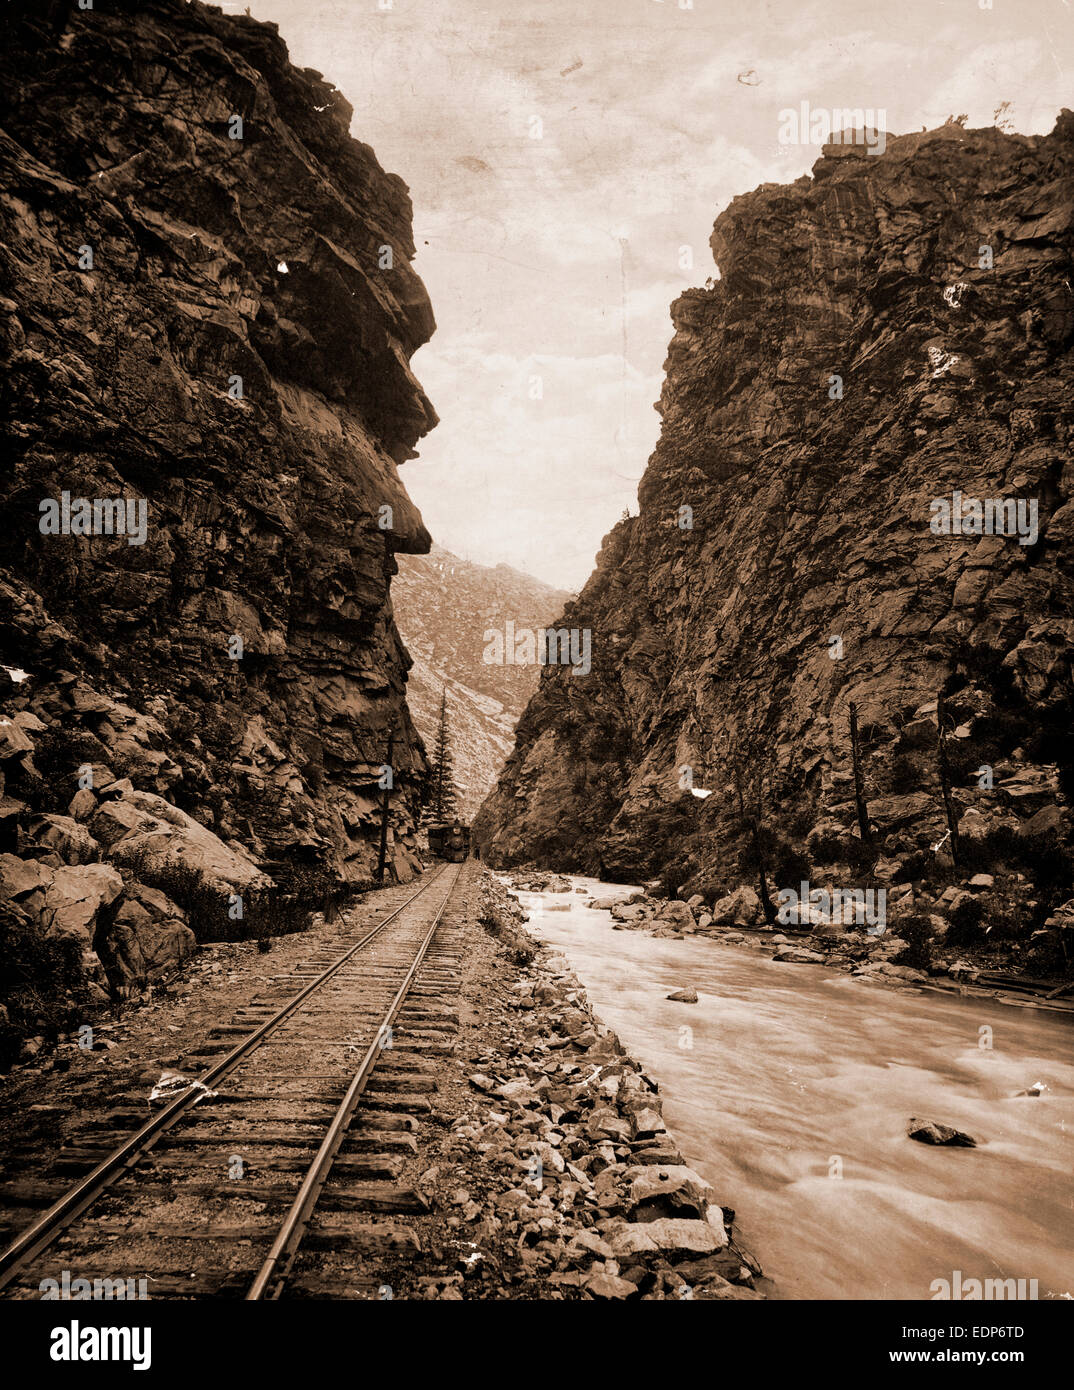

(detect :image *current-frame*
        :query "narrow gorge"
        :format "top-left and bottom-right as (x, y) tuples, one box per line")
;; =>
(0, 0), (1070, 1338)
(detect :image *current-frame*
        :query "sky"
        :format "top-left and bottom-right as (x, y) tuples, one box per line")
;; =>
(230, 0), (1070, 589)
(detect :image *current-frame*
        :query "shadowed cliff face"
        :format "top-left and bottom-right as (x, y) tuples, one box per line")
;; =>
(0, 0), (438, 879)
(476, 118), (1074, 886)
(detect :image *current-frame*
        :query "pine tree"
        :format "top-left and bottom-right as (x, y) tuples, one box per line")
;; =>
(427, 688), (459, 823)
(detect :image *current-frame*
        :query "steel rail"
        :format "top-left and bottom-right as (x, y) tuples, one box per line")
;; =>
(246, 861), (462, 1300)
(0, 866), (450, 1291)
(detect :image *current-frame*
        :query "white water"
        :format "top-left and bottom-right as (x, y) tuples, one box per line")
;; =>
(516, 877), (1074, 1301)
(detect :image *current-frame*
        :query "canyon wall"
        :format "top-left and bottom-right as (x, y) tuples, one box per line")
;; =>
(476, 119), (1074, 903)
(0, 0), (441, 1032)
(0, 0), (437, 885)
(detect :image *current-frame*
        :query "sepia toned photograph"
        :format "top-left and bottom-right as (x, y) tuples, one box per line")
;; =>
(0, 0), (1070, 1369)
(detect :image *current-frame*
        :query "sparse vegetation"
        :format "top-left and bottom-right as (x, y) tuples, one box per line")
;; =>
(0, 900), (87, 1070)
(115, 851), (365, 945)
(893, 913), (934, 971)
(945, 897), (986, 947)
(808, 830), (876, 870)
(878, 751), (925, 796)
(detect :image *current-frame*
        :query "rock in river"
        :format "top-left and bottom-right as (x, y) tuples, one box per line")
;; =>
(908, 1117), (977, 1147)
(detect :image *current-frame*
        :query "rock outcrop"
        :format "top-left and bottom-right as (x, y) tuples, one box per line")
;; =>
(0, 0), (439, 1038)
(0, 0), (437, 880)
(476, 118), (1074, 931)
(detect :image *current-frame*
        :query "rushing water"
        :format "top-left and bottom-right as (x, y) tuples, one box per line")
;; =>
(515, 877), (1074, 1301)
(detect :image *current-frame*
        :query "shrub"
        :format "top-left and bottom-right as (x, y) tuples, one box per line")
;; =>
(785, 805), (817, 842)
(808, 831), (875, 870)
(766, 833), (811, 888)
(116, 850), (365, 945)
(893, 913), (934, 971)
(0, 900), (87, 1070)
(1025, 930), (1072, 979)
(945, 897), (986, 946)
(879, 752), (925, 796)
(945, 741), (986, 783)
(958, 830), (1074, 920)
(660, 857), (695, 900)
(117, 851), (232, 942)
(893, 850), (933, 883)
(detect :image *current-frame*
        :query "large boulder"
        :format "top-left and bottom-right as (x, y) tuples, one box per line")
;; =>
(611, 901), (650, 923)
(41, 863), (123, 943)
(997, 766), (1060, 810)
(776, 900), (828, 929)
(655, 899), (694, 927)
(709, 885), (761, 926)
(90, 790), (269, 892)
(604, 1216), (727, 1257)
(103, 882), (196, 989)
(24, 814), (99, 865)
(1020, 804), (1064, 837)
(773, 946), (826, 964)
(0, 718), (34, 761)
(908, 1117), (976, 1147)
(866, 792), (940, 831)
(91, 698), (182, 792)
(623, 1165), (711, 1222)
(67, 788), (99, 822)
(0, 853), (53, 901)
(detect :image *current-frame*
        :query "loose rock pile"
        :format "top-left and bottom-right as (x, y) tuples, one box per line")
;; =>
(446, 878), (763, 1299)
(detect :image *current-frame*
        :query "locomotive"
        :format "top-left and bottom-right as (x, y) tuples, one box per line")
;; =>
(426, 821), (470, 863)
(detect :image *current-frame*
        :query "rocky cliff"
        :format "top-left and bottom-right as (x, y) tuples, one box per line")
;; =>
(393, 545), (572, 819)
(0, 0), (437, 1030)
(476, 118), (1074, 964)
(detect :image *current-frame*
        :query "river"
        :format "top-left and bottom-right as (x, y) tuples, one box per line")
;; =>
(512, 877), (1074, 1301)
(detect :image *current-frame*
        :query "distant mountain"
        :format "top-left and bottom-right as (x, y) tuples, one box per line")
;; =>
(393, 546), (572, 819)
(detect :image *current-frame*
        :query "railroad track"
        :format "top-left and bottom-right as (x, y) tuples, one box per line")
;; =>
(0, 860), (465, 1300)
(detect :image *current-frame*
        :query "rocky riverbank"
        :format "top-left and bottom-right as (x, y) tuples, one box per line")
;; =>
(435, 873), (764, 1299)
(506, 868), (1074, 1011)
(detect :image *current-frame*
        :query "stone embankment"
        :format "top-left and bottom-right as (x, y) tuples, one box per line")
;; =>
(438, 874), (764, 1299)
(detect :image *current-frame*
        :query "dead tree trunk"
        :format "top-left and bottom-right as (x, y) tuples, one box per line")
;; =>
(936, 691), (961, 868)
(375, 731), (394, 884)
(849, 702), (873, 850)
(735, 762), (778, 925)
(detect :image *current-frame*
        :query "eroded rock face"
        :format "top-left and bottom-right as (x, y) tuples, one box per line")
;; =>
(476, 119), (1074, 879)
(0, 0), (436, 881)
